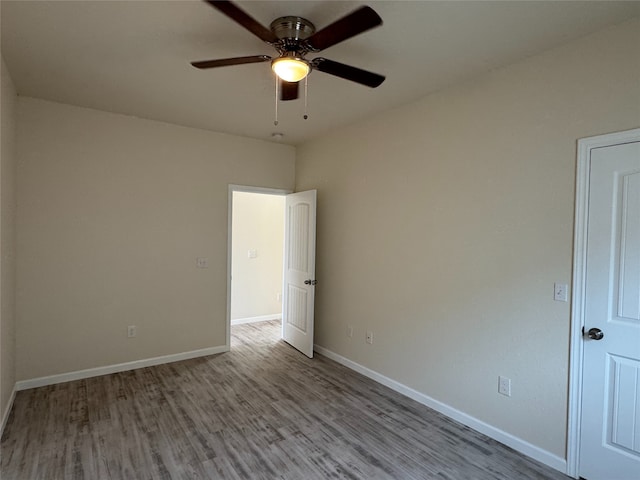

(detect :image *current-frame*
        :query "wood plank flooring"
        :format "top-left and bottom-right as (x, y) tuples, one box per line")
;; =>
(1, 320), (569, 479)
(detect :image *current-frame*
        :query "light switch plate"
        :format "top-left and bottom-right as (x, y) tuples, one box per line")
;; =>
(554, 283), (568, 302)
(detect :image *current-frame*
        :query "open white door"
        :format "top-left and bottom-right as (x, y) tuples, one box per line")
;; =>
(282, 190), (317, 358)
(578, 139), (640, 479)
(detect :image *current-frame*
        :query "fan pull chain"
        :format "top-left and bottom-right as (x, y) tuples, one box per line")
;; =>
(274, 77), (279, 126)
(303, 76), (309, 120)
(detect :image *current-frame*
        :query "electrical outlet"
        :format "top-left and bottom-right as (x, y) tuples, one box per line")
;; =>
(347, 325), (353, 338)
(366, 331), (373, 345)
(127, 325), (137, 338)
(498, 376), (511, 397)
(196, 257), (208, 268)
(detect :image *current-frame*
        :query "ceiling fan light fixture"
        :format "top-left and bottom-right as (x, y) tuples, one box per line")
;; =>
(272, 57), (310, 83)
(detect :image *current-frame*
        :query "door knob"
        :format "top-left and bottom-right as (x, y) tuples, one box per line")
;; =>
(586, 327), (604, 340)
(304, 279), (317, 285)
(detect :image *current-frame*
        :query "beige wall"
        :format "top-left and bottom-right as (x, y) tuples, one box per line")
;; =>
(231, 191), (284, 321)
(16, 98), (295, 381)
(1, 57), (17, 424)
(295, 19), (640, 459)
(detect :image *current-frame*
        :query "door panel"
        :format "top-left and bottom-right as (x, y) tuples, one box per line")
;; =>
(579, 141), (640, 479)
(282, 190), (317, 358)
(616, 171), (640, 322)
(608, 355), (640, 454)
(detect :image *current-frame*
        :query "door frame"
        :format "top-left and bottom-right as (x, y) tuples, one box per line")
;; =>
(566, 127), (640, 478)
(226, 184), (292, 350)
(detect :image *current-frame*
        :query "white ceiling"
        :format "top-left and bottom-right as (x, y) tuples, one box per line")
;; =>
(2, 1), (639, 145)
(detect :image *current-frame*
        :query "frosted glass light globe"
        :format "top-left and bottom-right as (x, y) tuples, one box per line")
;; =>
(272, 57), (310, 82)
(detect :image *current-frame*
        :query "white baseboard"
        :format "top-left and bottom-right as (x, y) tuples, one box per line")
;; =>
(231, 314), (281, 326)
(313, 344), (567, 475)
(1, 384), (17, 437)
(16, 345), (229, 391)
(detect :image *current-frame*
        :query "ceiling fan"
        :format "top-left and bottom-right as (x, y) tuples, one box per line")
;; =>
(191, 0), (385, 101)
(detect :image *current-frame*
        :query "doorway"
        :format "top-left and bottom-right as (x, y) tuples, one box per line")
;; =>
(226, 185), (289, 349)
(567, 128), (640, 479)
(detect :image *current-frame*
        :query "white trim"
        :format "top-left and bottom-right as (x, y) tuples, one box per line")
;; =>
(15, 345), (228, 391)
(231, 314), (281, 326)
(226, 184), (291, 351)
(1, 384), (17, 437)
(567, 127), (640, 478)
(314, 344), (567, 474)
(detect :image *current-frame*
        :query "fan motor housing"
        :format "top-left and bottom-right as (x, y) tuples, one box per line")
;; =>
(270, 16), (316, 41)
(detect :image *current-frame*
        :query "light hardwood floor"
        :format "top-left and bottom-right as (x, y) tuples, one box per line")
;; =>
(1, 320), (569, 479)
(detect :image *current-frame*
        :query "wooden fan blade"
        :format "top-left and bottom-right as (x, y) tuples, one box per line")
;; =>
(205, 0), (278, 44)
(311, 58), (385, 88)
(191, 55), (271, 69)
(280, 80), (299, 101)
(306, 6), (382, 52)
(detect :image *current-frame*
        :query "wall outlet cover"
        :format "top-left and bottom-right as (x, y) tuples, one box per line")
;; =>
(196, 257), (209, 268)
(498, 376), (511, 397)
